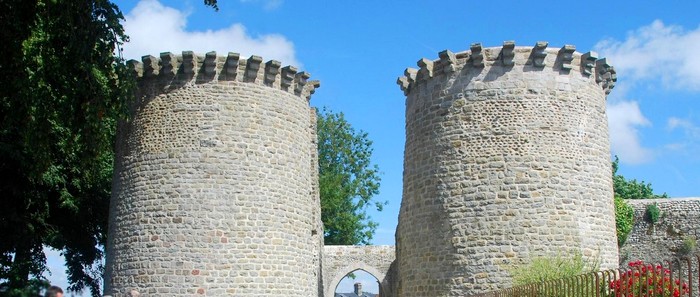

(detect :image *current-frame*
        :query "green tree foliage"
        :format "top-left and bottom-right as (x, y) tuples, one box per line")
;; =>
(614, 197), (634, 247)
(1, 2), (220, 295)
(0, 0), (132, 295)
(0, 278), (49, 297)
(612, 156), (667, 247)
(204, 0), (219, 10)
(317, 108), (384, 245)
(612, 156), (668, 199)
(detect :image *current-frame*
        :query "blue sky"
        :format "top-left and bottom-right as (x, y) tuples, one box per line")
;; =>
(46, 0), (700, 294)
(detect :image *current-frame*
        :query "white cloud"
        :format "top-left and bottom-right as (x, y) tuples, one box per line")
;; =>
(667, 117), (700, 137)
(240, 0), (284, 10)
(595, 20), (700, 90)
(607, 101), (653, 164)
(664, 142), (686, 152)
(665, 117), (700, 155)
(120, 0), (300, 66)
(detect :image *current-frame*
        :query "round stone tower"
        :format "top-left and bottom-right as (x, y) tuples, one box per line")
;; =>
(104, 51), (323, 296)
(396, 41), (619, 295)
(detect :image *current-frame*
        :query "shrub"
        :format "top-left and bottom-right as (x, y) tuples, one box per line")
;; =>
(609, 260), (689, 297)
(510, 252), (598, 286)
(645, 203), (661, 224)
(615, 196), (634, 246)
(679, 236), (696, 255)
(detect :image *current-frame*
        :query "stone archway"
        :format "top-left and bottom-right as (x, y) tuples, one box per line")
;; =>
(327, 265), (385, 297)
(322, 245), (395, 297)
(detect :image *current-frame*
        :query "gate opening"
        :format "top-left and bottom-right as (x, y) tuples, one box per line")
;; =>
(333, 269), (380, 297)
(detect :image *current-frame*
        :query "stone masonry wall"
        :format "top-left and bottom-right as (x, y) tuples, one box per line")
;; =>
(104, 51), (322, 296)
(322, 245), (396, 297)
(621, 198), (700, 265)
(100, 43), (654, 297)
(396, 42), (619, 296)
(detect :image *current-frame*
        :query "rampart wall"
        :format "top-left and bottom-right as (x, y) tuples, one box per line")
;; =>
(621, 198), (700, 265)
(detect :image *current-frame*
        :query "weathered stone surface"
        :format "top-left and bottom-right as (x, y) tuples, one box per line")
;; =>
(105, 43), (643, 297)
(619, 198), (700, 296)
(396, 42), (619, 296)
(105, 52), (323, 296)
(621, 198), (700, 264)
(322, 246), (396, 297)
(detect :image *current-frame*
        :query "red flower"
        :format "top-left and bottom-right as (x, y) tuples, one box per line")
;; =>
(609, 260), (691, 297)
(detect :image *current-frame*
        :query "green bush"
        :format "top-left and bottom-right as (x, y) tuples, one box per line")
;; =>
(679, 236), (697, 255)
(510, 252), (598, 286)
(644, 203), (661, 224)
(615, 196), (634, 246)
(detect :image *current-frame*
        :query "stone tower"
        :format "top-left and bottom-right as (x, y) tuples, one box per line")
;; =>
(396, 42), (619, 295)
(104, 51), (323, 296)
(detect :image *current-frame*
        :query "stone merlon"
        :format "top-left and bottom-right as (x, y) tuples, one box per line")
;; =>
(127, 51), (320, 100)
(396, 41), (616, 96)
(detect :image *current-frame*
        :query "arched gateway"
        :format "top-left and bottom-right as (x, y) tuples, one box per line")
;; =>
(106, 41), (619, 296)
(322, 246), (396, 297)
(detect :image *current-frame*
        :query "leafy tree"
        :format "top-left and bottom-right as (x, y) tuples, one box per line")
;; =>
(614, 196), (634, 247)
(0, 0), (132, 295)
(204, 0), (219, 10)
(612, 156), (668, 199)
(317, 108), (384, 245)
(1, 1), (221, 295)
(611, 156), (667, 247)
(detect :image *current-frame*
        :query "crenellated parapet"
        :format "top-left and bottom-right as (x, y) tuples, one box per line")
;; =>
(107, 51), (323, 296)
(397, 39), (620, 296)
(397, 41), (616, 96)
(595, 58), (617, 95)
(127, 51), (320, 100)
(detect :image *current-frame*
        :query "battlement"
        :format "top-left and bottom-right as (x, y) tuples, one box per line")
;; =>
(398, 40), (620, 296)
(397, 41), (616, 96)
(127, 51), (320, 100)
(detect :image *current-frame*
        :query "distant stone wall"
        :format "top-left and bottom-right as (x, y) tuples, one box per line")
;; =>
(620, 198), (700, 265)
(322, 245), (396, 297)
(396, 42), (619, 296)
(104, 51), (323, 296)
